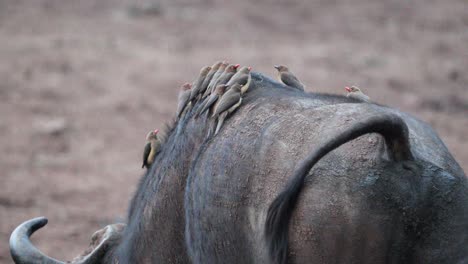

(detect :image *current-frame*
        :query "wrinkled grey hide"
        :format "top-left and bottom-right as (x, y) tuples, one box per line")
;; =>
(10, 73), (467, 264)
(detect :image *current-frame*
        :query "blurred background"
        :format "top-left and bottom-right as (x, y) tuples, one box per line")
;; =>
(0, 0), (467, 262)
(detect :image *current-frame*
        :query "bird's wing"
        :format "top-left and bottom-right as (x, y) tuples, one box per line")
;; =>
(228, 74), (248, 87)
(176, 92), (191, 117)
(218, 72), (235, 86)
(207, 72), (221, 92)
(190, 75), (206, 100)
(227, 97), (243, 114)
(358, 93), (371, 102)
(213, 92), (241, 116)
(227, 72), (241, 86)
(348, 92), (371, 103)
(195, 98), (208, 117)
(236, 75), (249, 86)
(142, 142), (151, 168)
(189, 87), (198, 101)
(199, 94), (219, 115)
(281, 73), (304, 90)
(201, 75), (216, 98)
(200, 72), (215, 94)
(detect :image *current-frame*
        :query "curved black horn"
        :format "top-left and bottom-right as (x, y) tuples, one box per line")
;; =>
(10, 217), (65, 264)
(10, 217), (125, 264)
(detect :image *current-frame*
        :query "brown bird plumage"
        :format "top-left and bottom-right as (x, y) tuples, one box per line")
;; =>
(212, 83), (243, 135)
(189, 66), (211, 102)
(211, 64), (239, 90)
(227, 66), (252, 94)
(198, 61), (223, 100)
(176, 83), (192, 118)
(204, 61), (228, 98)
(196, 84), (228, 117)
(274, 65), (305, 91)
(345, 86), (371, 103)
(142, 129), (161, 169)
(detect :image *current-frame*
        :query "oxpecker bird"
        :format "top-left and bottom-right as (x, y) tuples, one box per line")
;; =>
(198, 61), (223, 100)
(345, 86), (371, 103)
(212, 83), (243, 135)
(274, 65), (305, 91)
(189, 66), (211, 102)
(142, 129), (161, 169)
(211, 64), (239, 89)
(227, 66), (252, 94)
(176, 83), (192, 118)
(196, 84), (228, 117)
(204, 61), (228, 98)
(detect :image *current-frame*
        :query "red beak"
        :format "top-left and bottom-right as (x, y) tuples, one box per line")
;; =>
(345, 86), (351, 92)
(248, 66), (252, 71)
(234, 64), (240, 69)
(154, 129), (159, 134)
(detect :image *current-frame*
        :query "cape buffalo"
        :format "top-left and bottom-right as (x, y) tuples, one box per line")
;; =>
(10, 73), (468, 263)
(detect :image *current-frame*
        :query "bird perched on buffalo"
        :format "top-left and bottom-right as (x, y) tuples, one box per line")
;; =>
(198, 61), (223, 100)
(345, 86), (371, 103)
(175, 83), (192, 118)
(204, 61), (229, 98)
(142, 129), (161, 169)
(274, 65), (305, 91)
(212, 83), (243, 135)
(196, 84), (228, 117)
(227, 66), (252, 94)
(211, 64), (240, 89)
(189, 66), (211, 102)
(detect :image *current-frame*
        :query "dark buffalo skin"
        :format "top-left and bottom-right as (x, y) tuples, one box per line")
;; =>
(10, 73), (467, 264)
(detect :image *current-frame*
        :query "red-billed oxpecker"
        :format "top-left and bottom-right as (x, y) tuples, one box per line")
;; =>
(176, 83), (192, 118)
(227, 66), (252, 94)
(189, 66), (211, 102)
(274, 65), (305, 91)
(211, 64), (240, 91)
(204, 61), (229, 98)
(142, 129), (161, 169)
(345, 85), (371, 103)
(199, 61), (223, 99)
(196, 84), (228, 117)
(212, 83), (243, 135)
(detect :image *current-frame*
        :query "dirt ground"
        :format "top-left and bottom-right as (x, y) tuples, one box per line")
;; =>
(0, 0), (467, 262)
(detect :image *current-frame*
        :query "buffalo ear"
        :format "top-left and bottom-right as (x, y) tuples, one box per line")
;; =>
(71, 223), (125, 264)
